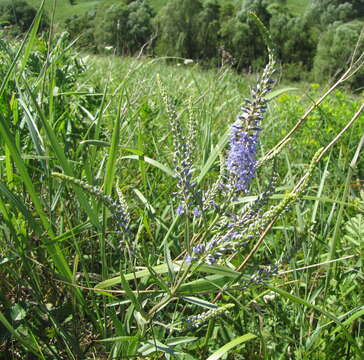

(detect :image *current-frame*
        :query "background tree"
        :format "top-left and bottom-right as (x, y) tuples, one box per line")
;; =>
(65, 10), (96, 52)
(94, 0), (154, 55)
(154, 0), (203, 59)
(197, 0), (221, 61)
(126, 0), (155, 53)
(313, 21), (364, 89)
(219, 1), (270, 71)
(0, 0), (48, 34)
(307, 0), (364, 26)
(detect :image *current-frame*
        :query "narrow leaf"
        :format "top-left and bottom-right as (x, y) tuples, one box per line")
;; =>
(206, 333), (257, 360)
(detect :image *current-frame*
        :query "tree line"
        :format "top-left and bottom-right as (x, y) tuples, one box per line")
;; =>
(1, 0), (363, 86)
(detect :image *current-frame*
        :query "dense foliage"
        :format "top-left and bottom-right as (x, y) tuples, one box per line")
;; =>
(93, 0), (155, 55)
(0, 17), (363, 358)
(313, 21), (364, 88)
(1, 0), (363, 86)
(0, 0), (48, 35)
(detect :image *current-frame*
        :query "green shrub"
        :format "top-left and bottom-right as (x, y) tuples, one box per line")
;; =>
(65, 10), (97, 52)
(154, 0), (204, 58)
(94, 0), (155, 55)
(0, 0), (48, 34)
(313, 21), (364, 89)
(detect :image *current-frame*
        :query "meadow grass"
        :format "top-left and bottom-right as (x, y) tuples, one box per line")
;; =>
(0, 12), (363, 360)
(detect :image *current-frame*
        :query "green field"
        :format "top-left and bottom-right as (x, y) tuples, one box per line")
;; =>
(0, 14), (363, 357)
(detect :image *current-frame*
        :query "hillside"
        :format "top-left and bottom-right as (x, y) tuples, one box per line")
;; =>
(2, 0), (311, 24)
(1, 0), (362, 87)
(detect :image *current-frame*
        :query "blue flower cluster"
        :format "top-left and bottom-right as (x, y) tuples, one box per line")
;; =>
(186, 52), (276, 265)
(227, 128), (259, 193)
(186, 231), (238, 265)
(227, 55), (276, 194)
(185, 304), (234, 329)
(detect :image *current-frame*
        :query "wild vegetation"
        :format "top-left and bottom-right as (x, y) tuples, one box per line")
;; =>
(1, 0), (364, 86)
(0, 1), (364, 360)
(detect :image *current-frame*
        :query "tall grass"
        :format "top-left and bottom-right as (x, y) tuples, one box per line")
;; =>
(0, 12), (363, 360)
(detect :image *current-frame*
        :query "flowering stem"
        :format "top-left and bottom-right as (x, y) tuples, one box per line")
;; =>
(185, 211), (191, 253)
(258, 65), (363, 168)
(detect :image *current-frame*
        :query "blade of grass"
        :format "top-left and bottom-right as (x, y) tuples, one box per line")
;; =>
(325, 133), (364, 292)
(0, 113), (78, 284)
(119, 269), (148, 320)
(0, 311), (41, 357)
(18, 0), (44, 76)
(0, 182), (39, 232)
(197, 128), (229, 184)
(206, 333), (257, 360)
(122, 155), (174, 177)
(96, 263), (239, 289)
(22, 79), (100, 228)
(101, 96), (126, 278)
(265, 284), (362, 355)
(0, 0), (45, 98)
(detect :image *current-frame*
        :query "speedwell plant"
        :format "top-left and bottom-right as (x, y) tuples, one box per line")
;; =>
(1, 6), (363, 359)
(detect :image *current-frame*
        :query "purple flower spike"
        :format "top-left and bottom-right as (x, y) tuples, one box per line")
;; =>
(225, 53), (276, 194)
(227, 126), (259, 193)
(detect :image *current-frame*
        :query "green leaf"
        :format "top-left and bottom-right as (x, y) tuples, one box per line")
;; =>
(0, 311), (40, 356)
(23, 79), (100, 229)
(197, 128), (229, 184)
(178, 275), (231, 294)
(119, 270), (147, 319)
(96, 263), (239, 289)
(0, 182), (39, 232)
(139, 339), (176, 356)
(0, 0), (45, 98)
(10, 304), (26, 321)
(331, 306), (364, 335)
(265, 284), (362, 355)
(0, 106), (81, 302)
(122, 155), (174, 177)
(181, 296), (218, 310)
(165, 337), (198, 346)
(18, 1), (44, 76)
(344, 214), (364, 246)
(97, 335), (137, 343)
(206, 333), (257, 360)
(103, 100), (125, 195)
(96, 263), (182, 289)
(264, 87), (298, 100)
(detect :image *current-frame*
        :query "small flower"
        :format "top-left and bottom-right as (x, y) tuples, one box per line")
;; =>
(185, 304), (235, 329)
(176, 204), (184, 215)
(193, 207), (201, 217)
